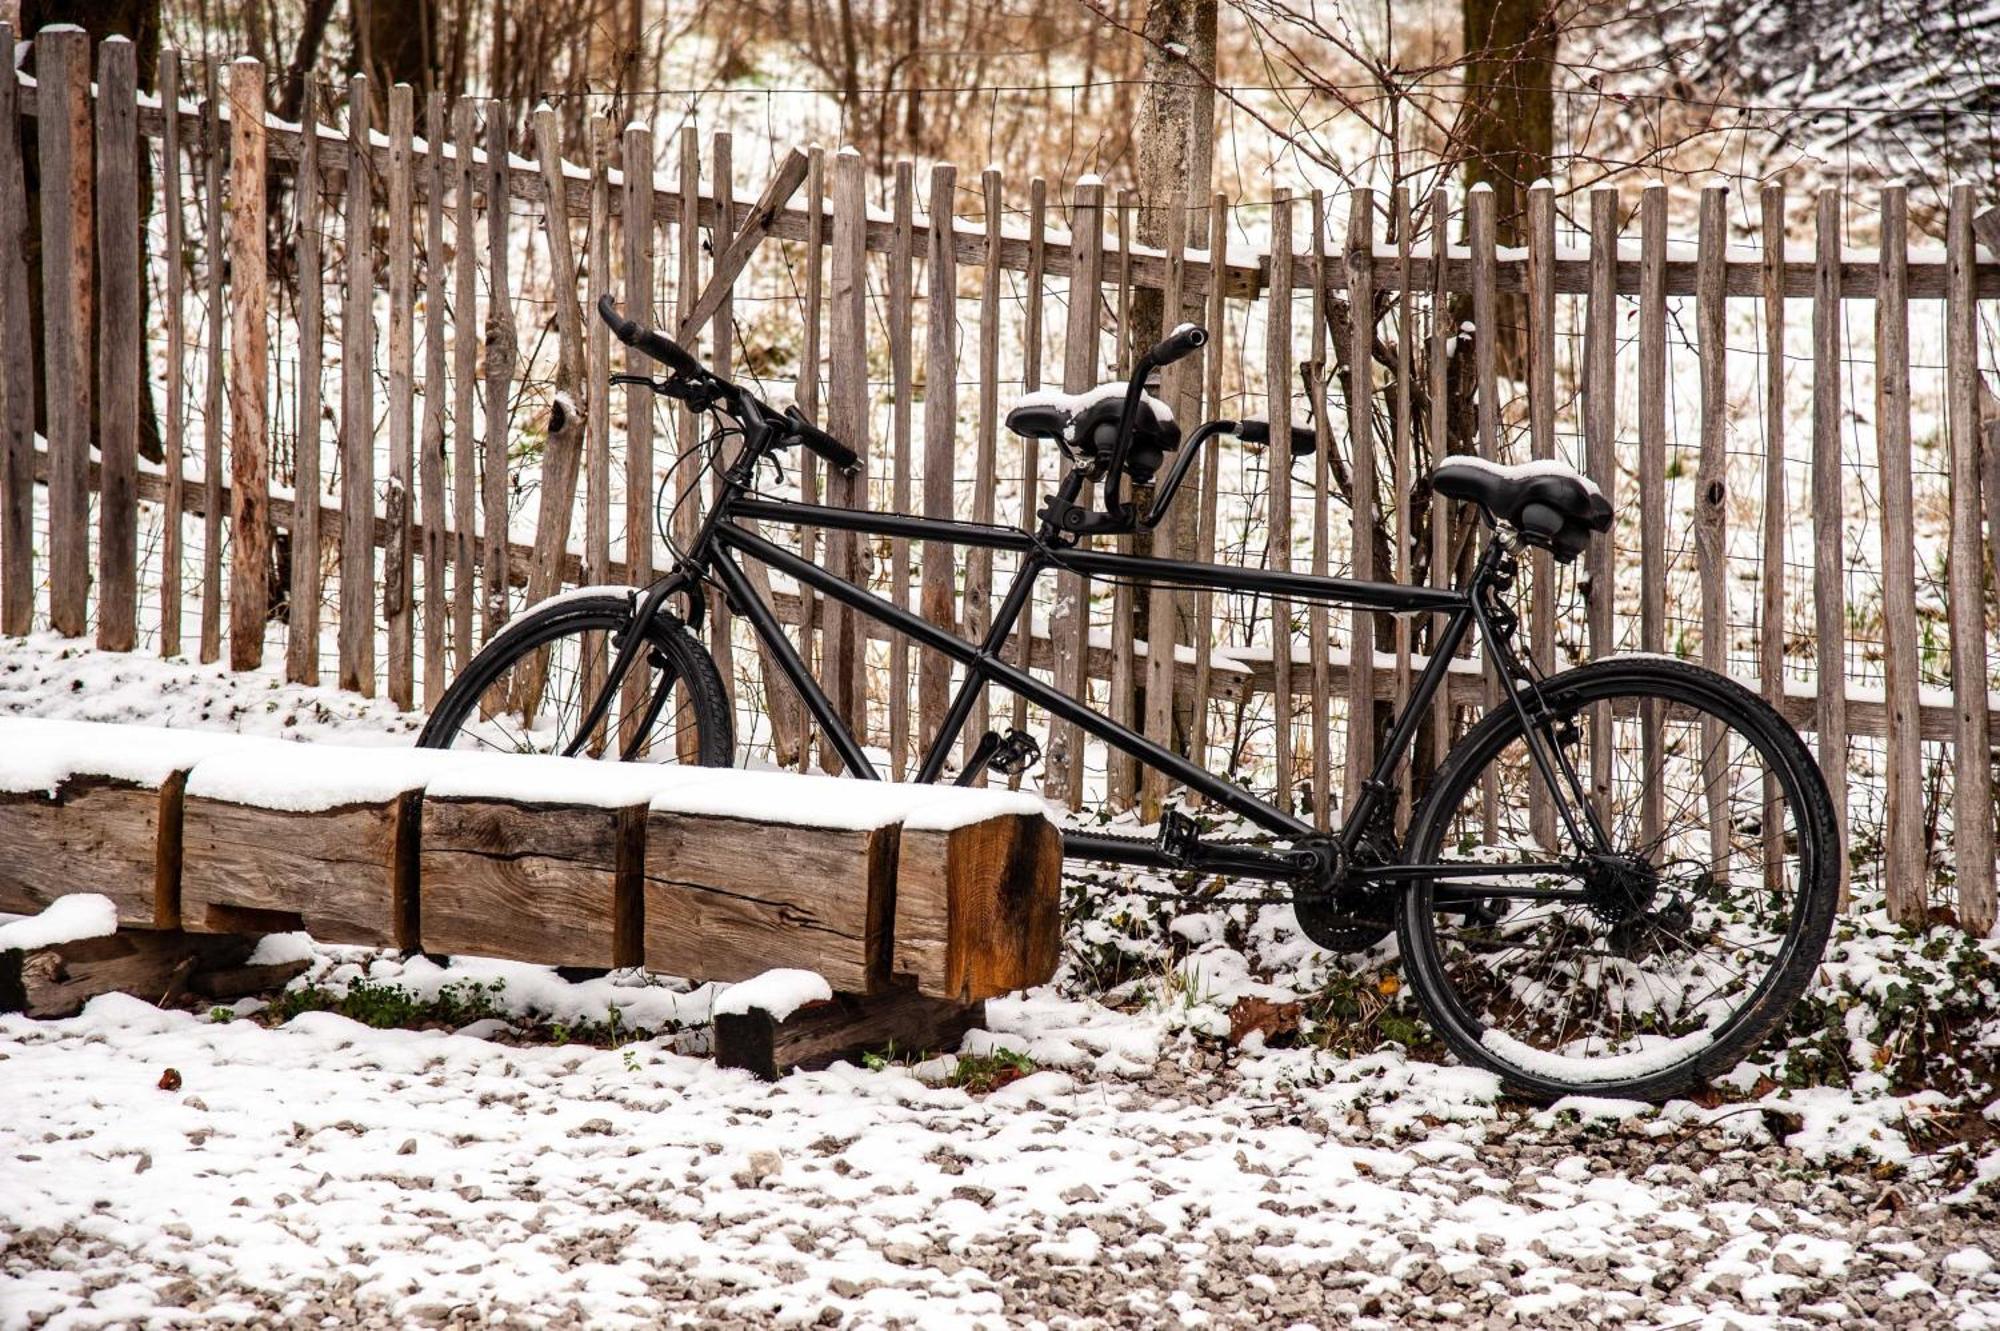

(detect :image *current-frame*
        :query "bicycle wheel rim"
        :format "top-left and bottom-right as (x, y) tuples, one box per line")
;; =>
(422, 602), (719, 764)
(1400, 664), (1833, 1097)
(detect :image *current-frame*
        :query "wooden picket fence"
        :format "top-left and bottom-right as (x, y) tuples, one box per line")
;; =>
(0, 26), (1996, 935)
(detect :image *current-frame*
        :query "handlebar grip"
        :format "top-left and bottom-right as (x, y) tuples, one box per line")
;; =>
(784, 405), (861, 476)
(1234, 419), (1320, 457)
(1144, 324), (1209, 369)
(596, 293), (704, 379)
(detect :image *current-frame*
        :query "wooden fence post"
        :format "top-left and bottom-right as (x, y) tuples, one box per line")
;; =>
(794, 144), (825, 770)
(287, 84), (324, 685)
(1584, 187), (1617, 821)
(1189, 191), (1226, 786)
(156, 48), (186, 658)
(1268, 192), (1296, 814)
(420, 96), (451, 706)
(1141, 199), (1189, 821)
(1050, 177), (1104, 810)
(1390, 187), (1414, 823)
(888, 161), (916, 779)
(919, 163), (958, 771)
(1637, 182), (1667, 850)
(1759, 184), (1788, 902)
(451, 100), (479, 670)
(1875, 185), (1925, 926)
(226, 58), (269, 673)
(37, 26), (91, 639)
(964, 166), (1005, 775)
(1345, 188), (1376, 813)
(826, 146), (871, 760)
(481, 102), (515, 642)
(1427, 189), (1452, 779)
(1946, 184), (1996, 936)
(339, 76), (375, 693)
(1695, 184), (1730, 875)
(706, 131), (736, 712)
(384, 84), (416, 709)
(618, 121), (654, 755)
(0, 21), (31, 638)
(1525, 181), (1556, 849)
(1108, 190), (1137, 809)
(580, 114), (612, 741)
(199, 61), (223, 664)
(95, 38), (140, 653)
(1468, 183), (1499, 840)
(1008, 177), (1050, 777)
(1811, 188), (1848, 906)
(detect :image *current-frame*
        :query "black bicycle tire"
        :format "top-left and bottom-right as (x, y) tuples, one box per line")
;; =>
(1396, 655), (1840, 1102)
(417, 593), (735, 767)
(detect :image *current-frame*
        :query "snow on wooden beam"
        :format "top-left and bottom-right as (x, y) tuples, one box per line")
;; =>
(0, 720), (1062, 1000)
(713, 979), (987, 1081)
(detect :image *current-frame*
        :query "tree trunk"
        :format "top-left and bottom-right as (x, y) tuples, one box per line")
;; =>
(1460, 0), (1556, 378)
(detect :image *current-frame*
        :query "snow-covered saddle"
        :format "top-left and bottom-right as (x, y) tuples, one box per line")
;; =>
(1432, 456), (1611, 561)
(1005, 383), (1180, 483)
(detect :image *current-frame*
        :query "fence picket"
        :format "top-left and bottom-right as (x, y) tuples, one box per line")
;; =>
(619, 121), (655, 754)
(1141, 198), (1188, 819)
(1051, 178), (1103, 810)
(199, 61), (223, 664)
(1345, 189), (1376, 813)
(155, 47), (185, 657)
(1190, 192), (1227, 784)
(708, 131), (736, 711)
(226, 59), (269, 674)
(385, 84), (416, 709)
(451, 100), (479, 671)
(421, 97), (451, 706)
(481, 103), (514, 643)
(94, 39), (140, 653)
(920, 163), (959, 769)
(964, 167), (1004, 778)
(1638, 183), (1667, 850)
(1946, 185), (1997, 936)
(1876, 185), (1925, 926)
(1525, 181), (1556, 849)
(0, 22), (29, 638)
(1108, 189), (1137, 809)
(1760, 184), (1788, 901)
(1696, 184), (1730, 875)
(794, 145), (824, 769)
(1584, 187), (1616, 821)
(38, 27), (90, 639)
(288, 85), (324, 685)
(1427, 189), (1451, 778)
(826, 146), (870, 756)
(1008, 177), (1049, 775)
(1269, 191), (1296, 814)
(889, 161), (916, 778)
(1391, 186), (1414, 825)
(1307, 190), (1332, 831)
(1468, 184), (1498, 840)
(339, 76), (375, 693)
(1811, 188), (1849, 907)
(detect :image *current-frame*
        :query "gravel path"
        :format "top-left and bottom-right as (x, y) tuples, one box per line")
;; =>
(4, 993), (1998, 1330)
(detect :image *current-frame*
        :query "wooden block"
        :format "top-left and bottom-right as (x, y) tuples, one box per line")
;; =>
(893, 813), (1063, 1002)
(181, 792), (421, 949)
(714, 986), (987, 1081)
(0, 719), (257, 928)
(642, 811), (895, 993)
(0, 929), (254, 1019)
(178, 744), (469, 950)
(420, 798), (644, 969)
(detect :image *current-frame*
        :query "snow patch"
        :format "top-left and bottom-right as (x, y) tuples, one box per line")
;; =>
(0, 894), (118, 950)
(712, 967), (832, 1021)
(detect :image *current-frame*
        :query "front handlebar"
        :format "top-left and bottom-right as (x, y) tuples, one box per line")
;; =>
(596, 294), (860, 477)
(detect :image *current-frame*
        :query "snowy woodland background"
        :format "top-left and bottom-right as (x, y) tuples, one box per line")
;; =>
(5, 2), (2000, 1325)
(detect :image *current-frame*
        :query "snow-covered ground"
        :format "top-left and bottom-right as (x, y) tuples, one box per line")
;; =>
(4, 632), (1999, 1330)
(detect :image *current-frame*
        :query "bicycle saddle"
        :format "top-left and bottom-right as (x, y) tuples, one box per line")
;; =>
(1433, 456), (1611, 561)
(1006, 389), (1180, 483)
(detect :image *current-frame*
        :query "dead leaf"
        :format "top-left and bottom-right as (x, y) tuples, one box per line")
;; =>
(1228, 996), (1302, 1047)
(157, 1068), (182, 1092)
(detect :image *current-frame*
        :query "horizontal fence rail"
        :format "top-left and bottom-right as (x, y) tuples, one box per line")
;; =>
(0, 26), (1996, 937)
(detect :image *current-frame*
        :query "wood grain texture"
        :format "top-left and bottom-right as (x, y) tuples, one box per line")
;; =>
(420, 798), (642, 968)
(0, 777), (183, 927)
(451, 100), (480, 668)
(1695, 185), (1730, 874)
(1007, 178), (1050, 760)
(1050, 179), (1104, 810)
(0, 21), (31, 637)
(1268, 192), (1295, 814)
(1525, 183), (1556, 851)
(825, 147), (870, 752)
(964, 166), (1005, 768)
(421, 96), (451, 706)
(481, 104), (515, 642)
(95, 39), (141, 652)
(288, 85), (325, 685)
(888, 162), (916, 778)
(37, 28), (91, 638)
(339, 76), (376, 692)
(226, 60), (270, 672)
(199, 64), (223, 663)
(1638, 184), (1667, 850)
(156, 47), (185, 656)
(893, 814), (1062, 1002)
(641, 813), (893, 993)
(1811, 189), (1849, 907)
(1759, 185), (1789, 902)
(1343, 188), (1374, 811)
(1945, 186), (1996, 935)
(384, 84), (417, 710)
(1875, 186), (1925, 926)
(919, 163), (958, 765)
(0, 929), (253, 1019)
(181, 792), (419, 949)
(618, 122), (656, 755)
(714, 987), (986, 1081)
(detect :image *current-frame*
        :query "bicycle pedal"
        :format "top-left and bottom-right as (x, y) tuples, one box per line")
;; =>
(1158, 808), (1199, 863)
(988, 728), (1041, 776)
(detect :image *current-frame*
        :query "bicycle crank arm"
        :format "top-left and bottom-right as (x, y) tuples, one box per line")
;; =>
(1062, 829), (1313, 881)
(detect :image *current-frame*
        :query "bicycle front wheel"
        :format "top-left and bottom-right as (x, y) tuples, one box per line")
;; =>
(1398, 656), (1839, 1102)
(418, 592), (734, 767)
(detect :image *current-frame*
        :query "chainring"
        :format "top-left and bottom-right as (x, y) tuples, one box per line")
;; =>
(1291, 875), (1396, 953)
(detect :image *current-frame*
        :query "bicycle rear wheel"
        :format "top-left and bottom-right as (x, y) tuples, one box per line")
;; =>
(418, 592), (734, 767)
(1397, 656), (1838, 1102)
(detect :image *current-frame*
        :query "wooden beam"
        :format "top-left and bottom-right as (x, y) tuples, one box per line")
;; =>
(893, 813), (1061, 1001)
(675, 146), (808, 341)
(714, 986), (986, 1081)
(0, 776), (186, 928)
(0, 929), (253, 1018)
